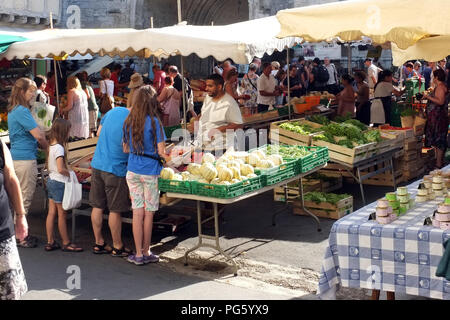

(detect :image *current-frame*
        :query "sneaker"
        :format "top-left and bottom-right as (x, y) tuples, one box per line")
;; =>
(143, 253), (159, 264)
(127, 254), (144, 266)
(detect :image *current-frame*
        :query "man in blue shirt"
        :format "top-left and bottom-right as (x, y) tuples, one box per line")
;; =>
(89, 106), (132, 256)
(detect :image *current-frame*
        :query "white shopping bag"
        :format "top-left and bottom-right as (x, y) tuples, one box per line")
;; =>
(31, 101), (56, 132)
(62, 171), (82, 211)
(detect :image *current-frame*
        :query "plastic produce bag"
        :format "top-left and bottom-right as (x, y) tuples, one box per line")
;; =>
(31, 101), (55, 132)
(62, 171), (82, 211)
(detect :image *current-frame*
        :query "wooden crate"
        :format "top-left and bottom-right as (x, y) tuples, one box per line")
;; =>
(68, 137), (98, 163)
(402, 149), (418, 162)
(293, 196), (353, 220)
(377, 130), (404, 154)
(380, 126), (414, 139)
(261, 110), (279, 121)
(269, 119), (323, 146)
(319, 163), (353, 178)
(403, 137), (418, 151)
(312, 139), (377, 165)
(273, 181), (321, 202)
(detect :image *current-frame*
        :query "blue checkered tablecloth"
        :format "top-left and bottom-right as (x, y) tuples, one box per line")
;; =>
(318, 166), (450, 300)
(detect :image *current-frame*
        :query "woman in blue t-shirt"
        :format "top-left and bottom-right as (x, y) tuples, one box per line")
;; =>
(7, 78), (48, 248)
(123, 85), (170, 265)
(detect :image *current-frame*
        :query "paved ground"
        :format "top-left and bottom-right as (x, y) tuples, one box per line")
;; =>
(19, 178), (428, 300)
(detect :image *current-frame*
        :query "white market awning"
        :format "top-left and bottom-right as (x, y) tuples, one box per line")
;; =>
(0, 16), (302, 64)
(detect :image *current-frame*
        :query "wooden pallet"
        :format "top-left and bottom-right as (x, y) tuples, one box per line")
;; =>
(270, 119), (323, 146)
(293, 196), (353, 220)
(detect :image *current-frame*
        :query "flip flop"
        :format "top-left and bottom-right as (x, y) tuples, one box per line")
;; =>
(62, 243), (83, 252)
(16, 235), (38, 248)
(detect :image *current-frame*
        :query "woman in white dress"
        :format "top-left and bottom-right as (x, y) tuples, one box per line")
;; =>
(60, 76), (89, 138)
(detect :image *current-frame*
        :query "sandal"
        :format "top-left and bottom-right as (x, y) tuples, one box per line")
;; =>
(92, 242), (113, 254)
(16, 235), (38, 248)
(111, 246), (132, 257)
(45, 241), (61, 252)
(62, 243), (83, 252)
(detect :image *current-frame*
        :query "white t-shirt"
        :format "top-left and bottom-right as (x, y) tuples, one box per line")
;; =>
(326, 64), (337, 85)
(197, 93), (243, 148)
(367, 64), (379, 89)
(100, 79), (114, 97)
(48, 144), (69, 183)
(257, 73), (277, 105)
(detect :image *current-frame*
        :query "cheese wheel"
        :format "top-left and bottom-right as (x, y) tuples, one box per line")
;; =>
(397, 187), (408, 195)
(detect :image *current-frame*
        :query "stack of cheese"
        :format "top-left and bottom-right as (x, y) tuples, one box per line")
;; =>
(422, 176), (436, 201)
(430, 173), (447, 197)
(376, 198), (396, 224)
(385, 187), (414, 216)
(416, 183), (429, 202)
(385, 192), (400, 216)
(432, 202), (450, 230)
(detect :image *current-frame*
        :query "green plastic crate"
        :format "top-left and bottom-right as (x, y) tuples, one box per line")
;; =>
(164, 124), (182, 140)
(254, 158), (298, 186)
(299, 146), (329, 173)
(277, 105), (292, 117)
(158, 178), (192, 194)
(191, 174), (264, 199)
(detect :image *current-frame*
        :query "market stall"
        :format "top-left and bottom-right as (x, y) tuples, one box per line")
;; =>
(269, 116), (403, 204)
(159, 145), (329, 274)
(319, 165), (450, 300)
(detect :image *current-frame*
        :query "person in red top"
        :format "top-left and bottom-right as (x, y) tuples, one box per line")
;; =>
(110, 64), (122, 96)
(45, 71), (56, 106)
(152, 65), (166, 95)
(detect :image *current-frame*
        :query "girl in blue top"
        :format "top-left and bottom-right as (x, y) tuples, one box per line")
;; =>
(123, 85), (170, 265)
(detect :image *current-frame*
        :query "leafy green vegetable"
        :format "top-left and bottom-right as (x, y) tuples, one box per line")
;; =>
(264, 144), (311, 159)
(279, 122), (322, 135)
(343, 119), (367, 131)
(364, 130), (382, 143)
(401, 107), (416, 117)
(304, 192), (351, 204)
(334, 112), (353, 123)
(308, 115), (330, 125)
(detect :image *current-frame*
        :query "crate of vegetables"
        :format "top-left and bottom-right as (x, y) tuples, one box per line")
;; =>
(158, 168), (192, 194)
(269, 119), (324, 146)
(191, 173), (264, 199)
(293, 192), (353, 220)
(311, 120), (380, 165)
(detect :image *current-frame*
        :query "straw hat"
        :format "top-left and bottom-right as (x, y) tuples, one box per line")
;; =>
(128, 73), (143, 89)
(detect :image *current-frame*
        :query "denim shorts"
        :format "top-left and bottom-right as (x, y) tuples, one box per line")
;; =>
(46, 179), (65, 203)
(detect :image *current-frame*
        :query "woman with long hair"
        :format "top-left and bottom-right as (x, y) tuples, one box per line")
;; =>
(424, 69), (450, 168)
(76, 72), (99, 137)
(60, 76), (89, 139)
(45, 118), (83, 252)
(7, 77), (48, 248)
(123, 85), (170, 265)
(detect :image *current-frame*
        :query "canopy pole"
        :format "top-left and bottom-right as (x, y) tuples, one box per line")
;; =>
(177, 0), (187, 131)
(50, 12), (60, 115)
(347, 44), (352, 74)
(287, 48), (291, 121)
(151, 17), (156, 65)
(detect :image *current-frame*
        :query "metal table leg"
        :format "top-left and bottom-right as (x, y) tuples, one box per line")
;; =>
(298, 177), (322, 232)
(184, 200), (238, 276)
(272, 183), (289, 226)
(356, 167), (366, 206)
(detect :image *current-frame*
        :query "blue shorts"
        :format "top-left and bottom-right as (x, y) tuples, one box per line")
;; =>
(47, 179), (65, 203)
